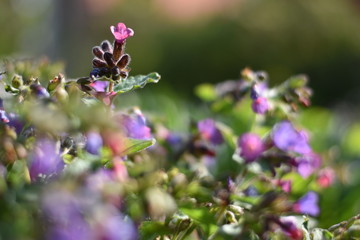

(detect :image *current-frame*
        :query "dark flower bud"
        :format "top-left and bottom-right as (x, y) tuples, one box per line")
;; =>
(120, 71), (128, 79)
(99, 67), (111, 78)
(100, 40), (113, 52)
(90, 69), (101, 78)
(111, 67), (120, 80)
(92, 46), (104, 59)
(103, 52), (115, 67)
(113, 40), (125, 61)
(117, 54), (130, 68)
(92, 58), (107, 68)
(77, 77), (92, 85)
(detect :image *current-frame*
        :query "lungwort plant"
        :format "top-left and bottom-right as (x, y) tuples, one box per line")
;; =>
(0, 22), (356, 240)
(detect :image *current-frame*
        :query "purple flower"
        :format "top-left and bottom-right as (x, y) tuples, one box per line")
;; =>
(293, 191), (320, 216)
(85, 131), (103, 155)
(118, 110), (151, 140)
(110, 23), (134, 43)
(89, 80), (109, 92)
(237, 133), (264, 163)
(296, 152), (321, 178)
(29, 138), (64, 181)
(30, 84), (50, 98)
(7, 113), (24, 135)
(42, 190), (92, 240)
(272, 121), (311, 155)
(251, 97), (269, 114)
(96, 213), (138, 240)
(197, 119), (224, 145)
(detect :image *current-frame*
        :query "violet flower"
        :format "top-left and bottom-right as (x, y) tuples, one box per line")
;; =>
(42, 190), (92, 240)
(237, 133), (264, 163)
(29, 138), (64, 181)
(293, 191), (320, 216)
(85, 131), (103, 155)
(96, 213), (138, 240)
(110, 23), (134, 43)
(197, 119), (224, 145)
(251, 97), (269, 114)
(89, 80), (109, 92)
(296, 152), (321, 178)
(272, 121), (311, 155)
(118, 110), (151, 140)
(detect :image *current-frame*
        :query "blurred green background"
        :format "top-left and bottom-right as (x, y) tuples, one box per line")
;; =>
(2, 0), (360, 229)
(2, 0), (360, 106)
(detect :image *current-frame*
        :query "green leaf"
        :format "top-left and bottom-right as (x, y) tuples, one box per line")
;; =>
(139, 221), (173, 240)
(195, 83), (217, 101)
(121, 138), (156, 156)
(114, 72), (161, 94)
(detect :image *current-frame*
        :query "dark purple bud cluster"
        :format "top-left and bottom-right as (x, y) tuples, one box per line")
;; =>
(90, 40), (131, 81)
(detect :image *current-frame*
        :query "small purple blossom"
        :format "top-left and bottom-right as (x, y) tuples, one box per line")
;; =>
(197, 119), (224, 145)
(110, 23), (134, 43)
(85, 131), (103, 155)
(296, 152), (321, 178)
(118, 110), (151, 140)
(89, 80), (109, 92)
(251, 97), (269, 114)
(293, 191), (320, 216)
(29, 138), (64, 181)
(272, 121), (311, 155)
(42, 190), (92, 240)
(238, 133), (264, 163)
(96, 213), (138, 240)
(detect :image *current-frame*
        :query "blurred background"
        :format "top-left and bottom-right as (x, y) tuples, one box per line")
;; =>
(2, 0), (360, 228)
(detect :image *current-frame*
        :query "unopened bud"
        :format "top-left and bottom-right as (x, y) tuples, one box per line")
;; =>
(111, 67), (120, 80)
(100, 40), (113, 52)
(117, 54), (130, 68)
(92, 58), (107, 68)
(103, 52), (115, 67)
(11, 75), (23, 89)
(92, 46), (104, 59)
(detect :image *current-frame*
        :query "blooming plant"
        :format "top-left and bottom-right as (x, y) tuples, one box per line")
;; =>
(0, 22), (357, 240)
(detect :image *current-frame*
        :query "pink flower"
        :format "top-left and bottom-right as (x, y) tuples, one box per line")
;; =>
(110, 23), (134, 42)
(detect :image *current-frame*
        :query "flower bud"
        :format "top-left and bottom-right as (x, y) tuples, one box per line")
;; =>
(92, 58), (107, 68)
(111, 67), (121, 81)
(92, 46), (104, 59)
(11, 74), (23, 89)
(103, 52), (115, 67)
(113, 40), (125, 61)
(117, 54), (130, 68)
(100, 40), (113, 52)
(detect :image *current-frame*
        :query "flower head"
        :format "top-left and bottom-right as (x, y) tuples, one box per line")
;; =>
(118, 110), (151, 140)
(272, 121), (311, 155)
(85, 131), (103, 155)
(251, 97), (269, 114)
(110, 23), (134, 43)
(293, 191), (319, 216)
(296, 152), (321, 178)
(197, 119), (223, 145)
(29, 138), (64, 181)
(237, 133), (264, 163)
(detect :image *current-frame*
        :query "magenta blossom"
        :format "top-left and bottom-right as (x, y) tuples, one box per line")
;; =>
(110, 23), (134, 42)
(237, 133), (264, 163)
